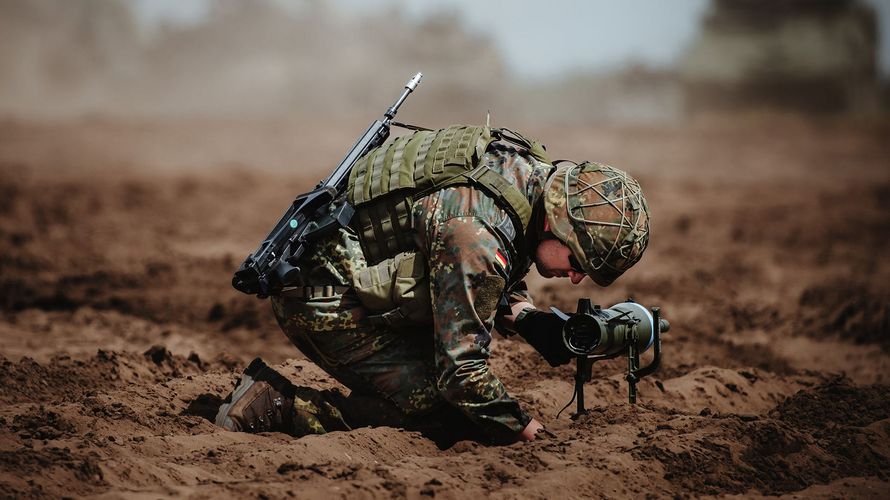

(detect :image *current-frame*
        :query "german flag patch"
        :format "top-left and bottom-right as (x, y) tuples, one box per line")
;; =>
(494, 249), (508, 270)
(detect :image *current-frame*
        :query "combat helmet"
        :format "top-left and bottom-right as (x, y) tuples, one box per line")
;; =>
(543, 162), (649, 286)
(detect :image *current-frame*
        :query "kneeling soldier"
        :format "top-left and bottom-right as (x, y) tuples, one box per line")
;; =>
(217, 125), (649, 444)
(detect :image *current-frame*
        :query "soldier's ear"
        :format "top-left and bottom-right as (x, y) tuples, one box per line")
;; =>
(543, 218), (551, 232)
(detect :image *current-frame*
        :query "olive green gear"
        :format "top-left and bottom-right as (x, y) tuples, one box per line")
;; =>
(543, 162), (649, 286)
(346, 124), (548, 286)
(348, 125), (498, 265)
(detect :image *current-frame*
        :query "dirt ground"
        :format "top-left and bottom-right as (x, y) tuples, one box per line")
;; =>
(0, 115), (888, 498)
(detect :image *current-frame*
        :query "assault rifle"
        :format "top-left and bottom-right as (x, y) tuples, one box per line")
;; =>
(553, 299), (670, 418)
(232, 73), (423, 298)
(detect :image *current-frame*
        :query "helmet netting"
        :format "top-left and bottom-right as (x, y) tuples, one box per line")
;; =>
(565, 162), (649, 274)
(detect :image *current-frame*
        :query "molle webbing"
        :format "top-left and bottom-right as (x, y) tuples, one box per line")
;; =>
(349, 125), (491, 205)
(347, 125), (535, 265)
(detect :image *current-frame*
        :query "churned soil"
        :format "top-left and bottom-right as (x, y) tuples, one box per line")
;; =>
(0, 115), (888, 498)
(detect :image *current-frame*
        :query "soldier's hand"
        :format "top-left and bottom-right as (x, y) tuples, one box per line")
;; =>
(517, 418), (544, 441)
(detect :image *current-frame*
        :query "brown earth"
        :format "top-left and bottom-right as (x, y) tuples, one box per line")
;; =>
(0, 115), (888, 498)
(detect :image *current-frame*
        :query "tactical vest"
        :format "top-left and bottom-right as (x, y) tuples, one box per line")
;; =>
(346, 124), (549, 326)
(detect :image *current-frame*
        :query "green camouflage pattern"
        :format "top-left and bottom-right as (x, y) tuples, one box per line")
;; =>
(544, 162), (650, 287)
(270, 143), (551, 442)
(283, 384), (484, 446)
(291, 387), (351, 436)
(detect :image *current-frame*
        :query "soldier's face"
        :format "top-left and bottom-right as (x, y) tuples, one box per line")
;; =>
(534, 239), (587, 284)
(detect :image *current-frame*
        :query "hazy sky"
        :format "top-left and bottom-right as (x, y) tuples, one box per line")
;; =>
(332, 0), (710, 79)
(133, 0), (890, 80)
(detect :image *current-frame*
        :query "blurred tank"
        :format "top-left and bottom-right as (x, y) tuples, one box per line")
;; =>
(680, 0), (879, 114)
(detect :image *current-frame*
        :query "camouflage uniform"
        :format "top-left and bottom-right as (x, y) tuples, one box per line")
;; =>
(270, 143), (551, 444)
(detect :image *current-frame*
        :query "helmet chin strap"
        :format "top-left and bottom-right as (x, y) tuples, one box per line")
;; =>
(541, 217), (560, 241)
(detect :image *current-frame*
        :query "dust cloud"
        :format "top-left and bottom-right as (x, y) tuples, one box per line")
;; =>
(0, 0), (507, 122)
(1, 0), (884, 125)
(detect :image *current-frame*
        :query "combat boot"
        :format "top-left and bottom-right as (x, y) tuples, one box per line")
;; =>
(215, 358), (297, 433)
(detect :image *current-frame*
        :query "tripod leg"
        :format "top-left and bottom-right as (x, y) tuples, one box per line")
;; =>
(627, 343), (639, 404)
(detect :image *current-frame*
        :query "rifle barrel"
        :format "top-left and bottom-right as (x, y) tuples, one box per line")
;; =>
(385, 72), (423, 119)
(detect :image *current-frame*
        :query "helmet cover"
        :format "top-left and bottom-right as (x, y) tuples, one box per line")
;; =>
(543, 162), (649, 286)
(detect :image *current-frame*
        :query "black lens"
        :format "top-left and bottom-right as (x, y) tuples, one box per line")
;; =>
(564, 314), (602, 354)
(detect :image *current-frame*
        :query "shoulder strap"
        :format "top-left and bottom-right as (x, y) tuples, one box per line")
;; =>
(463, 164), (532, 287)
(414, 161), (532, 286)
(464, 165), (532, 233)
(413, 162), (531, 234)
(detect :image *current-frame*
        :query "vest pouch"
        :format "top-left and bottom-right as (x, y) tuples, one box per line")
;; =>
(352, 251), (432, 328)
(352, 193), (415, 265)
(348, 125), (497, 266)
